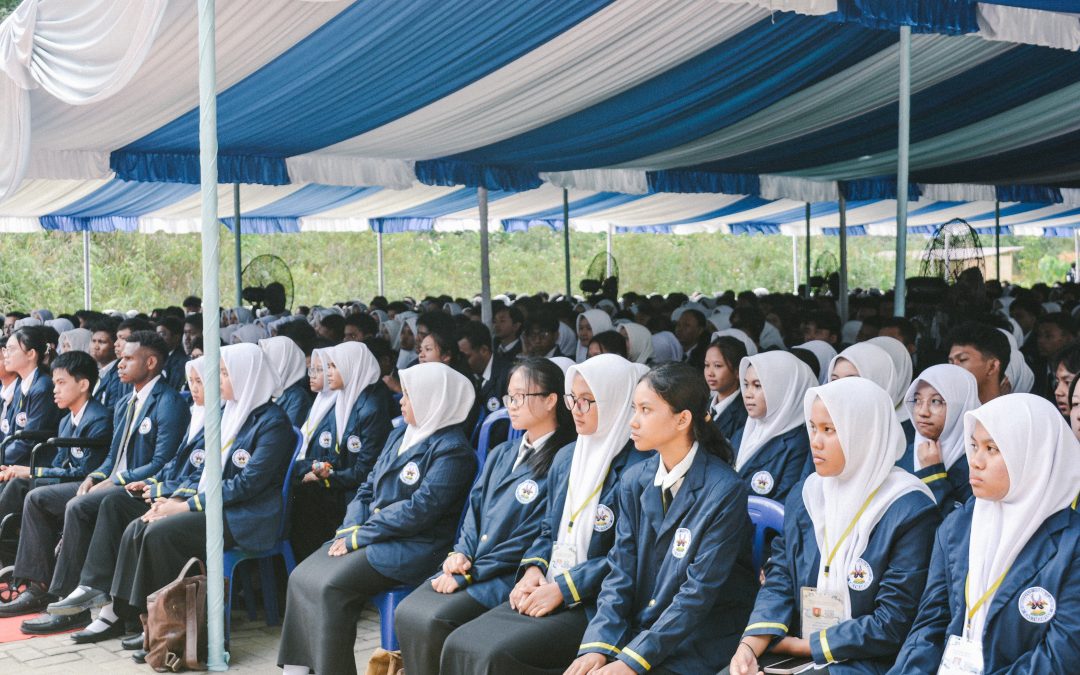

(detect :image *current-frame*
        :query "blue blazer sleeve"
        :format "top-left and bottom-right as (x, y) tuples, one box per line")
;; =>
(743, 491), (803, 642)
(116, 389), (189, 485)
(8, 375), (62, 465)
(89, 398), (129, 481)
(37, 404), (113, 480)
(579, 479), (638, 655)
(329, 384), (394, 490)
(453, 445), (496, 564)
(275, 383), (313, 428)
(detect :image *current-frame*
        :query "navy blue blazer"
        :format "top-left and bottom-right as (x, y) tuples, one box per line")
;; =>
(90, 378), (190, 486)
(914, 459), (972, 517)
(327, 381), (395, 491)
(890, 504), (1080, 675)
(732, 425), (811, 503)
(147, 426), (207, 500)
(443, 437), (552, 609)
(93, 363), (128, 411)
(293, 409), (335, 478)
(183, 401), (294, 552)
(519, 440), (652, 615)
(335, 425), (477, 585)
(6, 372), (64, 465)
(162, 348), (189, 391)
(579, 450), (756, 675)
(712, 395), (748, 444)
(744, 483), (940, 673)
(275, 381), (313, 428)
(35, 398), (113, 481)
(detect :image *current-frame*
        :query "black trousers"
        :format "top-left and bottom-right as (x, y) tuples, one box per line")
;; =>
(440, 602), (589, 675)
(111, 511), (235, 615)
(12, 481), (101, 592)
(79, 489), (150, 592)
(0, 477), (31, 523)
(394, 581), (488, 675)
(289, 483), (345, 563)
(276, 544), (399, 675)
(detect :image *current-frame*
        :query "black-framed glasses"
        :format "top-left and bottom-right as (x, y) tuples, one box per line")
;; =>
(564, 394), (598, 413)
(503, 392), (548, 408)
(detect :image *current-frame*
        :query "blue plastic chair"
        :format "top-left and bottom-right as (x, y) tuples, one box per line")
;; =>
(747, 495), (785, 572)
(223, 426), (304, 639)
(475, 408), (523, 467)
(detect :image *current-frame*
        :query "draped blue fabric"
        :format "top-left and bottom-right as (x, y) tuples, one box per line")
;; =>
(368, 217), (437, 233)
(729, 223), (783, 235)
(827, 0), (978, 35)
(221, 185), (384, 233)
(501, 218), (563, 233)
(646, 171), (760, 196)
(41, 216), (142, 233)
(822, 224), (868, 235)
(1042, 227), (1078, 237)
(841, 178), (922, 201)
(221, 217), (301, 234)
(41, 180), (198, 231)
(110, 151), (291, 186)
(995, 185), (1063, 203)
(912, 128), (1080, 187)
(414, 160), (542, 191)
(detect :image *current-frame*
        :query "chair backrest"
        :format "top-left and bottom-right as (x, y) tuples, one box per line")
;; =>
(747, 495), (785, 572)
(475, 407), (524, 468)
(276, 426), (305, 542)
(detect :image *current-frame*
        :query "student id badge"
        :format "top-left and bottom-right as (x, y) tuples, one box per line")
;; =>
(800, 587), (844, 639)
(550, 542), (577, 577)
(938, 635), (983, 674)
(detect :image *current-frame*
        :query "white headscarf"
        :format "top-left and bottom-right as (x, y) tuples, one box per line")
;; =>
(58, 328), (92, 355)
(329, 341), (382, 443)
(382, 318), (404, 350)
(709, 306), (734, 330)
(398, 363), (475, 456)
(829, 342), (897, 405)
(258, 336), (307, 399)
(963, 394), (1080, 640)
(759, 322), (786, 350)
(32, 309), (53, 322)
(802, 378), (933, 619)
(620, 323), (654, 364)
(548, 356), (575, 375)
(553, 354), (640, 579)
(867, 336), (914, 420)
(444, 302), (463, 316)
(231, 307), (254, 324)
(650, 331), (684, 363)
(1007, 317), (1024, 347)
(796, 340), (838, 385)
(713, 328), (758, 357)
(45, 318), (74, 335)
(904, 364), (980, 471)
(14, 317), (41, 329)
(557, 321), (579, 359)
(841, 320), (862, 345)
(184, 357), (206, 445)
(997, 328), (1034, 394)
(231, 323), (268, 344)
(736, 351), (817, 471)
(298, 348), (337, 459)
(576, 310), (613, 362)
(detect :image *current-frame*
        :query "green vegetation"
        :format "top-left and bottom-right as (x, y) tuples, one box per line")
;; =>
(0, 0), (19, 18)
(0, 226), (1071, 313)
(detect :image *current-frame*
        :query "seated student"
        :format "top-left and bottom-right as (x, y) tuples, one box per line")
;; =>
(619, 322), (653, 365)
(0, 331), (188, 625)
(419, 327), (481, 432)
(1051, 343), (1080, 416)
(801, 311), (841, 348)
(457, 322), (512, 418)
(40, 358), (207, 641)
(278, 363), (477, 675)
(155, 316), (189, 391)
(947, 321), (1010, 404)
(395, 358), (576, 675)
(830, 340), (915, 446)
(290, 347), (339, 560)
(101, 344), (294, 632)
(493, 304), (525, 360)
(182, 313), (202, 355)
(586, 331), (628, 360)
(343, 313), (378, 343)
(675, 309), (710, 369)
(998, 327), (1035, 395)
(567, 363), (755, 675)
(439, 354), (650, 675)
(0, 352), (112, 532)
(705, 336), (749, 442)
(1, 326), (64, 465)
(259, 335), (313, 426)
(575, 310), (613, 362)
(732, 351), (816, 502)
(522, 309), (564, 359)
(728, 378), (940, 675)
(890, 394), (1080, 674)
(89, 323), (126, 411)
(793, 340), (838, 385)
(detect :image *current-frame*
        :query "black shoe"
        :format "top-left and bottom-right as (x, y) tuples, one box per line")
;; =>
(69, 615), (124, 643)
(19, 610), (91, 635)
(121, 632), (145, 650)
(0, 586), (49, 617)
(132, 649), (147, 664)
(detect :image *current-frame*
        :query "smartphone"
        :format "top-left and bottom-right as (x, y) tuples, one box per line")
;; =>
(761, 655), (816, 674)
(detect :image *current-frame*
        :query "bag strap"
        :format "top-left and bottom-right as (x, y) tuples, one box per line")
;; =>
(184, 583), (199, 670)
(175, 557), (206, 584)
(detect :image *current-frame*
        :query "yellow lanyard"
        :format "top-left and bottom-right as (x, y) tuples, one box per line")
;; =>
(964, 570), (1010, 632)
(566, 479), (604, 533)
(822, 488), (879, 576)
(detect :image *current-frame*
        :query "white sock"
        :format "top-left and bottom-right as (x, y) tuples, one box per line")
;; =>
(283, 666), (309, 675)
(83, 602), (118, 633)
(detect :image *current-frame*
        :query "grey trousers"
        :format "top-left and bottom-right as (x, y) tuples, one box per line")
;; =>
(394, 581), (488, 675)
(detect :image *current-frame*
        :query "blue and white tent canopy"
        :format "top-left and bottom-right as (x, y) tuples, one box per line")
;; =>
(3, 0), (1080, 228)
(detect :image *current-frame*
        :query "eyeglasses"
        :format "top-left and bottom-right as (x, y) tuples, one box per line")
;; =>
(307, 367), (324, 376)
(908, 396), (946, 414)
(524, 330), (552, 339)
(503, 392), (548, 408)
(564, 394), (598, 413)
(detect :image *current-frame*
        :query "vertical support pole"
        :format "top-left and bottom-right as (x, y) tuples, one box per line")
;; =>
(839, 193), (849, 325)
(376, 228), (385, 297)
(791, 234), (798, 295)
(479, 186), (492, 326)
(995, 200), (1001, 281)
(1074, 230), (1079, 287)
(804, 202), (811, 298)
(606, 222), (613, 278)
(563, 188), (571, 298)
(82, 230), (91, 310)
(196, 0), (226, 669)
(233, 183), (242, 307)
(893, 24), (911, 318)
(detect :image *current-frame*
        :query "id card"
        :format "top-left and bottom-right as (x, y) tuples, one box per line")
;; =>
(550, 542), (577, 577)
(800, 587), (844, 639)
(938, 635), (983, 675)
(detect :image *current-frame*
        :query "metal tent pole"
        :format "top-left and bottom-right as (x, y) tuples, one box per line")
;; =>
(82, 230), (91, 310)
(791, 234), (798, 294)
(839, 192), (849, 324)
(804, 202), (811, 298)
(894, 25), (911, 318)
(376, 228), (385, 296)
(233, 183), (242, 307)
(995, 200), (1001, 281)
(479, 187), (492, 326)
(606, 222), (613, 278)
(563, 188), (571, 297)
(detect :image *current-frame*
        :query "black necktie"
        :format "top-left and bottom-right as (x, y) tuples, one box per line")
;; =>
(661, 486), (673, 514)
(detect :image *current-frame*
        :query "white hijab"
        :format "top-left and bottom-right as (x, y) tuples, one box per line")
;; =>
(58, 328), (92, 355)
(553, 354), (640, 579)
(709, 306), (734, 330)
(760, 322), (786, 350)
(841, 320), (862, 345)
(298, 348), (337, 459)
(964, 394), (1080, 640)
(329, 341), (382, 443)
(32, 309), (53, 322)
(576, 310), (613, 362)
(713, 328), (758, 357)
(829, 342), (897, 406)
(802, 378), (934, 619)
(650, 331), (683, 363)
(557, 321), (579, 359)
(736, 351), (816, 471)
(398, 363), (475, 456)
(867, 336), (914, 421)
(231, 323), (268, 344)
(548, 356), (575, 375)
(905, 364), (980, 471)
(46, 318), (74, 335)
(14, 317), (41, 329)
(184, 358), (206, 445)
(796, 340), (838, 385)
(382, 318), (404, 350)
(997, 328), (1034, 394)
(258, 336), (307, 399)
(620, 323), (654, 364)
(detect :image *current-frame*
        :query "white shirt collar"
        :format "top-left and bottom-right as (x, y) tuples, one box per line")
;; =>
(134, 374), (161, 404)
(711, 390), (740, 418)
(19, 369), (36, 395)
(654, 442), (698, 497)
(0, 379), (16, 405)
(515, 430), (555, 470)
(100, 359), (117, 375)
(69, 399), (88, 427)
(481, 353), (493, 385)
(499, 338), (520, 353)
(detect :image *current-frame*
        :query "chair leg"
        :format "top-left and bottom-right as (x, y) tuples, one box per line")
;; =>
(281, 541), (297, 575)
(258, 557), (280, 626)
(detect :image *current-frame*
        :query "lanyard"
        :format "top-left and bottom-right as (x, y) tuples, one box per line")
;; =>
(822, 488), (879, 576)
(566, 478), (604, 533)
(964, 570), (1010, 633)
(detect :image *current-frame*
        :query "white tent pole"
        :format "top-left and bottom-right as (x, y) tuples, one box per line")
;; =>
(82, 230), (91, 310)
(791, 233), (798, 294)
(479, 187), (492, 326)
(894, 24), (911, 318)
(995, 200), (1001, 280)
(606, 222), (613, 278)
(839, 192), (849, 324)
(804, 202), (811, 298)
(376, 227), (385, 297)
(1074, 230), (1079, 285)
(562, 188), (571, 297)
(233, 183), (242, 307)
(197, 0), (227, 669)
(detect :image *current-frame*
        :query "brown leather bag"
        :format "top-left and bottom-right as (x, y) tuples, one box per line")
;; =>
(141, 557), (208, 672)
(365, 648), (404, 675)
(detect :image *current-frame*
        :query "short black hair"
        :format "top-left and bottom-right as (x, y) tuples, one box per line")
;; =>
(277, 320), (317, 356)
(118, 318), (154, 334)
(494, 304), (524, 328)
(589, 330), (628, 358)
(318, 314), (346, 341)
(51, 351), (99, 389)
(1037, 312), (1075, 335)
(362, 336), (393, 365)
(182, 295), (202, 309)
(184, 313), (203, 330)
(157, 315), (184, 336)
(805, 311), (841, 337)
(344, 313), (379, 337)
(87, 321), (116, 339)
(947, 321), (1010, 374)
(125, 330), (170, 367)
(457, 321), (493, 353)
(523, 307), (559, 335)
(417, 310), (455, 337)
(878, 316), (917, 346)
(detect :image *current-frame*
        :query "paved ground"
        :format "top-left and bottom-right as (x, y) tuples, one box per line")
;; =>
(0, 605), (383, 674)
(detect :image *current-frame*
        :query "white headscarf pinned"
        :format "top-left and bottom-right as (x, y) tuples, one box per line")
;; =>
(709, 306), (734, 330)
(736, 351), (816, 471)
(398, 363), (475, 456)
(184, 357), (207, 445)
(650, 331), (683, 363)
(231, 323), (268, 344)
(258, 336), (307, 399)
(997, 328), (1034, 394)
(444, 302), (463, 316)
(553, 354), (640, 579)
(620, 323), (654, 364)
(382, 318), (404, 350)
(841, 320), (862, 345)
(867, 336), (914, 419)
(963, 394), (1080, 640)
(576, 310), (613, 362)
(796, 340), (838, 385)
(45, 318), (74, 335)
(58, 328), (92, 355)
(557, 321), (579, 359)
(802, 378), (933, 619)
(329, 341), (382, 443)
(14, 317), (41, 329)
(759, 322), (786, 350)
(32, 309), (53, 322)
(713, 328), (758, 357)
(298, 348), (337, 459)
(904, 364), (980, 471)
(548, 356), (575, 375)
(829, 342), (897, 405)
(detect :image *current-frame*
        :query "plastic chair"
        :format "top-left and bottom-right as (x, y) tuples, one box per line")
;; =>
(747, 495), (785, 572)
(474, 408), (523, 467)
(223, 426), (304, 639)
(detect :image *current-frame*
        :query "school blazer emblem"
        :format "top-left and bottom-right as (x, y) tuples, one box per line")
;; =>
(231, 449), (251, 469)
(594, 504), (614, 532)
(751, 470), (774, 495)
(486, 396), (500, 412)
(70, 447), (84, 459)
(671, 527), (692, 559)
(139, 417), (152, 434)
(347, 435), (362, 453)
(190, 449), (205, 467)
(515, 479), (538, 504)
(400, 461), (420, 485)
(319, 431), (333, 449)
(1019, 587), (1055, 623)
(847, 558), (873, 591)
(15, 412), (26, 427)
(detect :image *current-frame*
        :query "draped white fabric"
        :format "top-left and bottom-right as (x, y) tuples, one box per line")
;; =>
(760, 175), (838, 202)
(539, 169), (650, 195)
(976, 4), (1080, 52)
(920, 183), (998, 202)
(286, 155), (417, 189)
